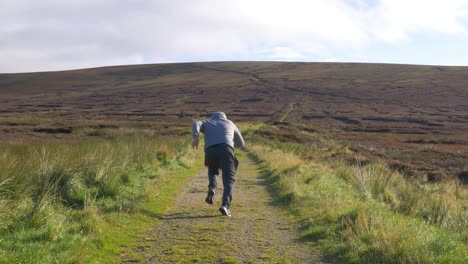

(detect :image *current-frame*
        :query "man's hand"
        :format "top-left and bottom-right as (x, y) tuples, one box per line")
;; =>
(192, 139), (199, 149)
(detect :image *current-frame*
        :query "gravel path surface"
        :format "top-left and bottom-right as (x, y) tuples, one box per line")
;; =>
(121, 151), (326, 263)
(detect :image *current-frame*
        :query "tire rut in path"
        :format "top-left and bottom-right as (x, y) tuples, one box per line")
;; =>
(121, 151), (326, 263)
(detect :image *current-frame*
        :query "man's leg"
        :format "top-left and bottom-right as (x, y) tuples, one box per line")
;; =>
(205, 148), (220, 204)
(208, 167), (218, 193)
(220, 146), (237, 209)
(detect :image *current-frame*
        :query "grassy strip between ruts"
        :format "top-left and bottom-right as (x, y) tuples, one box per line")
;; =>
(0, 133), (203, 263)
(249, 137), (468, 263)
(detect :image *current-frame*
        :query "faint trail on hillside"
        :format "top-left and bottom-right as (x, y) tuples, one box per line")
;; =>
(120, 152), (326, 263)
(193, 65), (302, 123)
(194, 65), (276, 88)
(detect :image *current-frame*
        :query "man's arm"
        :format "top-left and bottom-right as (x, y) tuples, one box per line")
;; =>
(192, 121), (204, 149)
(233, 125), (245, 149)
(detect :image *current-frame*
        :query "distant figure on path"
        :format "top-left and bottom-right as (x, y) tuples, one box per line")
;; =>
(192, 112), (245, 217)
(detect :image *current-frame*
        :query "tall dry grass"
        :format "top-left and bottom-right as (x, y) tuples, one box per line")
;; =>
(247, 141), (467, 263)
(336, 162), (467, 232)
(0, 134), (192, 263)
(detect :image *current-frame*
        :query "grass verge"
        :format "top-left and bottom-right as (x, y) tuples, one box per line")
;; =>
(244, 125), (467, 263)
(0, 133), (203, 263)
(84, 147), (203, 263)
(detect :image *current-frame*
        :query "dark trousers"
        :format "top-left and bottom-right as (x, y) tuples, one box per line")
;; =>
(204, 144), (239, 208)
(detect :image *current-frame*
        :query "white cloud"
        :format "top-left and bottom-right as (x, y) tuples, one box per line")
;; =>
(324, 57), (338, 62)
(0, 0), (467, 72)
(260, 46), (305, 60)
(371, 0), (468, 42)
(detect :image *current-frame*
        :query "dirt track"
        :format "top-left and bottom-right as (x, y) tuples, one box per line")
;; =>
(121, 151), (326, 263)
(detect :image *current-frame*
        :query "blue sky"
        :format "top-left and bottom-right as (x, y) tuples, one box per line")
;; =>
(1, 0), (468, 73)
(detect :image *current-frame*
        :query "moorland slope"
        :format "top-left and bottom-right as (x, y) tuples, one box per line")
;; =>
(1, 62), (467, 180)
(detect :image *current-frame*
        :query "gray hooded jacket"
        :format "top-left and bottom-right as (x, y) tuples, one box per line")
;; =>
(192, 112), (245, 150)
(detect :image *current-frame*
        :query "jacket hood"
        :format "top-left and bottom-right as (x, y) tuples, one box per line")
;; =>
(211, 112), (227, 119)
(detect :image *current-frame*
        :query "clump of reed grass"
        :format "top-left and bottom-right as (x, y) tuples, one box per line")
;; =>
(247, 142), (467, 263)
(341, 206), (467, 264)
(336, 160), (467, 232)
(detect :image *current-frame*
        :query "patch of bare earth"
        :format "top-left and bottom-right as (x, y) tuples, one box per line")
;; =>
(120, 151), (326, 263)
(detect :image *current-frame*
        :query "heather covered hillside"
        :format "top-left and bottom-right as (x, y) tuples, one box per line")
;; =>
(1, 62), (467, 181)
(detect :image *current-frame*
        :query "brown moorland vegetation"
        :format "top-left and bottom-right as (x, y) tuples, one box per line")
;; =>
(1, 61), (467, 182)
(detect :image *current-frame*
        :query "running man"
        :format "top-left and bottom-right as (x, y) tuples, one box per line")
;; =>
(192, 112), (245, 217)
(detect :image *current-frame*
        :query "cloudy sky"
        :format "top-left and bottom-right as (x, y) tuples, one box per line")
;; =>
(1, 0), (468, 73)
